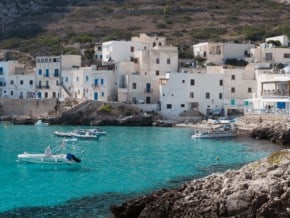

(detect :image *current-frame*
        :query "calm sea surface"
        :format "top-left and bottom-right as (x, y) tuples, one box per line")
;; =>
(0, 125), (284, 217)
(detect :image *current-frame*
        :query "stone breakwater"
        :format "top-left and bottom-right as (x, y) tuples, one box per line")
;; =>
(236, 114), (290, 145)
(111, 150), (290, 217)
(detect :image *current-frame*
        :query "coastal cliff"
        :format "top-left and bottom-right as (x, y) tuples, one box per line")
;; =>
(111, 149), (290, 217)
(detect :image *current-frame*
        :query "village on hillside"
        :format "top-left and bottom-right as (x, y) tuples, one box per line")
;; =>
(0, 33), (290, 119)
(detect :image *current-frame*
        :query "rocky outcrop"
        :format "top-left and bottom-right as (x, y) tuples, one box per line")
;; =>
(48, 100), (153, 126)
(111, 150), (290, 217)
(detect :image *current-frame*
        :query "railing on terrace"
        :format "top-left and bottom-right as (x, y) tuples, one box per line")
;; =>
(262, 90), (290, 97)
(244, 108), (290, 115)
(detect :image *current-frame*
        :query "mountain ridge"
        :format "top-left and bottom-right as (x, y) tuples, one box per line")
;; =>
(1, 0), (290, 63)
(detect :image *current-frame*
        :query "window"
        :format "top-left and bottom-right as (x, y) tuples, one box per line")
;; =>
(167, 104), (172, 109)
(102, 92), (104, 97)
(265, 53), (272, 61)
(65, 77), (68, 82)
(248, 87), (252, 93)
(20, 80), (24, 85)
(29, 80), (33, 85)
(10, 91), (13, 96)
(76, 76), (79, 82)
(219, 93), (223, 99)
(231, 99), (235, 106)
(54, 69), (59, 77)
(284, 53), (290, 58)
(86, 76), (89, 81)
(182, 80), (185, 83)
(167, 58), (171, 64)
(10, 80), (14, 85)
(101, 79), (104, 85)
(130, 46), (134, 52)
(156, 58), (160, 64)
(132, 83), (137, 89)
(38, 69), (42, 75)
(190, 79), (195, 86)
(231, 87), (235, 93)
(153, 42), (156, 47)
(190, 92), (194, 98)
(231, 75), (235, 80)
(181, 104), (185, 107)
(45, 69), (49, 77)
(206, 92), (210, 99)
(0, 67), (3, 75)
(219, 80), (223, 86)
(45, 92), (48, 98)
(146, 96), (151, 104)
(156, 70), (159, 76)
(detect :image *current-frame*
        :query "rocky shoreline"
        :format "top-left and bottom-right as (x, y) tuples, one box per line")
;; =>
(111, 150), (290, 217)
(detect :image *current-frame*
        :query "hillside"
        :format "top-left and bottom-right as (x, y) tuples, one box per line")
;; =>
(1, 0), (290, 65)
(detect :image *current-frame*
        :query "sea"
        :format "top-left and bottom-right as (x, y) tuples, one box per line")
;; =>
(0, 125), (284, 217)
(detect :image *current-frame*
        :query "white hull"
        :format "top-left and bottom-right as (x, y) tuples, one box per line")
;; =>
(192, 131), (236, 138)
(54, 131), (72, 137)
(35, 120), (49, 127)
(70, 132), (99, 139)
(17, 153), (75, 164)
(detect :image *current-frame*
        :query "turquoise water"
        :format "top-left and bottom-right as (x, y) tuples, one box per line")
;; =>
(0, 125), (283, 217)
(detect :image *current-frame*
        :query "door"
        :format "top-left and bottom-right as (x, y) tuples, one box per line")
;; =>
(94, 92), (98, 100)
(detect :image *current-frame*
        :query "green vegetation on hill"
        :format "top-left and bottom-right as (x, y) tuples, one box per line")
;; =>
(0, 0), (290, 64)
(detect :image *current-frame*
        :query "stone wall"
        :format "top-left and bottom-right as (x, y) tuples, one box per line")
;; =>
(0, 98), (58, 118)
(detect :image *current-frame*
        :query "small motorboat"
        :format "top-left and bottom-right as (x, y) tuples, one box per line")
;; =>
(87, 128), (107, 136)
(70, 129), (99, 139)
(17, 139), (81, 164)
(192, 123), (237, 139)
(54, 131), (72, 137)
(35, 120), (49, 127)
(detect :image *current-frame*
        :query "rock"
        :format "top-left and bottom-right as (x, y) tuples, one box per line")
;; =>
(111, 150), (290, 218)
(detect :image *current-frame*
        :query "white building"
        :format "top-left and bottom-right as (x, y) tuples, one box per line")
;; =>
(245, 66), (290, 114)
(223, 64), (257, 116)
(35, 55), (81, 100)
(266, 35), (289, 47)
(116, 33), (178, 109)
(62, 65), (117, 101)
(0, 61), (35, 99)
(193, 42), (254, 65)
(102, 41), (145, 64)
(159, 67), (224, 117)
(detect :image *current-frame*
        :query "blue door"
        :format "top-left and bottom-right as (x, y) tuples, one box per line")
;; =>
(94, 92), (98, 100)
(37, 92), (41, 98)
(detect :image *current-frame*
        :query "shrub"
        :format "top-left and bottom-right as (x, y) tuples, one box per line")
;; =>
(98, 104), (112, 113)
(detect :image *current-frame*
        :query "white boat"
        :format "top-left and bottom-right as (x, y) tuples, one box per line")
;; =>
(192, 123), (236, 139)
(17, 139), (81, 164)
(54, 131), (72, 137)
(54, 128), (106, 138)
(35, 120), (49, 126)
(87, 128), (107, 136)
(70, 129), (99, 139)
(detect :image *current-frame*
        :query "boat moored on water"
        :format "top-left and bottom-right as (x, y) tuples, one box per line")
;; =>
(35, 120), (49, 127)
(17, 138), (81, 164)
(70, 129), (99, 139)
(192, 123), (237, 139)
(54, 128), (106, 138)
